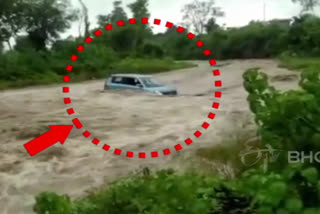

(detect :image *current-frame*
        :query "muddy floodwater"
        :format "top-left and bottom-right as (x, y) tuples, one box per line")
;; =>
(0, 60), (299, 214)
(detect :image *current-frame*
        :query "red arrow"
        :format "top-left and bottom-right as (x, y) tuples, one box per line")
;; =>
(24, 125), (74, 156)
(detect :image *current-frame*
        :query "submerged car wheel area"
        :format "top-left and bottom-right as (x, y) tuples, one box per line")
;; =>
(104, 74), (178, 96)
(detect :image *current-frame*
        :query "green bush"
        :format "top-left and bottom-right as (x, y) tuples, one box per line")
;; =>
(243, 68), (320, 155)
(156, 15), (320, 60)
(234, 66), (320, 213)
(0, 50), (49, 81)
(34, 192), (73, 214)
(0, 44), (194, 89)
(207, 20), (289, 59)
(33, 170), (221, 214)
(287, 15), (320, 56)
(141, 43), (165, 58)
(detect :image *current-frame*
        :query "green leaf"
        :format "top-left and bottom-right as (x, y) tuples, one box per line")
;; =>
(257, 206), (273, 214)
(268, 181), (287, 199)
(301, 167), (318, 183)
(302, 208), (320, 214)
(285, 198), (303, 213)
(276, 208), (290, 214)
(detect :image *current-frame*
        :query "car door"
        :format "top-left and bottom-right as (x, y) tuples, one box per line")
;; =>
(121, 77), (144, 91)
(107, 76), (124, 89)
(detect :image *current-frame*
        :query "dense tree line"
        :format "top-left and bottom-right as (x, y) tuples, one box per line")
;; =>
(0, 0), (319, 88)
(206, 14), (320, 59)
(0, 0), (163, 87)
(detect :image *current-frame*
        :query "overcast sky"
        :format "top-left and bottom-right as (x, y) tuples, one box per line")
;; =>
(62, 0), (318, 38)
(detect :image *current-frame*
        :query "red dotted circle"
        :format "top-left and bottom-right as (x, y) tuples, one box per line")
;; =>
(63, 18), (222, 159)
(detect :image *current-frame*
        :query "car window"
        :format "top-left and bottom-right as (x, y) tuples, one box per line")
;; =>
(111, 77), (123, 83)
(140, 78), (163, 88)
(133, 78), (143, 87)
(111, 76), (141, 87)
(122, 77), (136, 86)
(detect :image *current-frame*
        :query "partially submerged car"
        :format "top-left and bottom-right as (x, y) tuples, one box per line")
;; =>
(104, 74), (178, 95)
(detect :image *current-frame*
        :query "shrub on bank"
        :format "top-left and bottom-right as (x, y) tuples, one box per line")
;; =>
(279, 56), (320, 73)
(0, 51), (195, 90)
(34, 170), (222, 214)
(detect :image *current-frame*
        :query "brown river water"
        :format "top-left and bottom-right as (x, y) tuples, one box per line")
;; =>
(0, 60), (299, 213)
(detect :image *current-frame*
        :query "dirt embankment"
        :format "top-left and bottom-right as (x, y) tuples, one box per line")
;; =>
(0, 60), (299, 214)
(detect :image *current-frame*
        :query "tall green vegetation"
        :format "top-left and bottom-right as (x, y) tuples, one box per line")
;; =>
(0, 0), (194, 89)
(206, 20), (290, 59)
(229, 66), (320, 213)
(0, 0), (25, 49)
(22, 0), (77, 51)
(0, 0), (79, 88)
(0, 0), (77, 51)
(287, 14), (320, 55)
(162, 14), (320, 60)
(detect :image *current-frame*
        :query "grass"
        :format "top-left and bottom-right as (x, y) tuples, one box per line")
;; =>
(278, 57), (320, 72)
(0, 58), (197, 90)
(189, 116), (263, 177)
(195, 136), (263, 177)
(0, 72), (61, 90)
(112, 58), (197, 74)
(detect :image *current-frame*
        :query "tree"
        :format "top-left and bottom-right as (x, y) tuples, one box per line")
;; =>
(0, 42), (3, 54)
(205, 17), (220, 33)
(127, 0), (150, 20)
(288, 14), (320, 55)
(110, 1), (128, 22)
(0, 0), (25, 50)
(23, 0), (77, 51)
(127, 0), (152, 55)
(181, 0), (224, 34)
(97, 1), (127, 27)
(14, 36), (35, 51)
(78, 0), (90, 38)
(97, 14), (111, 27)
(292, 0), (320, 14)
(142, 43), (164, 58)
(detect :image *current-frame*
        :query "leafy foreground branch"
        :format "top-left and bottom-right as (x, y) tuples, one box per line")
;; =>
(33, 67), (320, 214)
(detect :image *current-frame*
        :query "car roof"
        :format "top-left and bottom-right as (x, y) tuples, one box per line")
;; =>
(110, 74), (153, 78)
